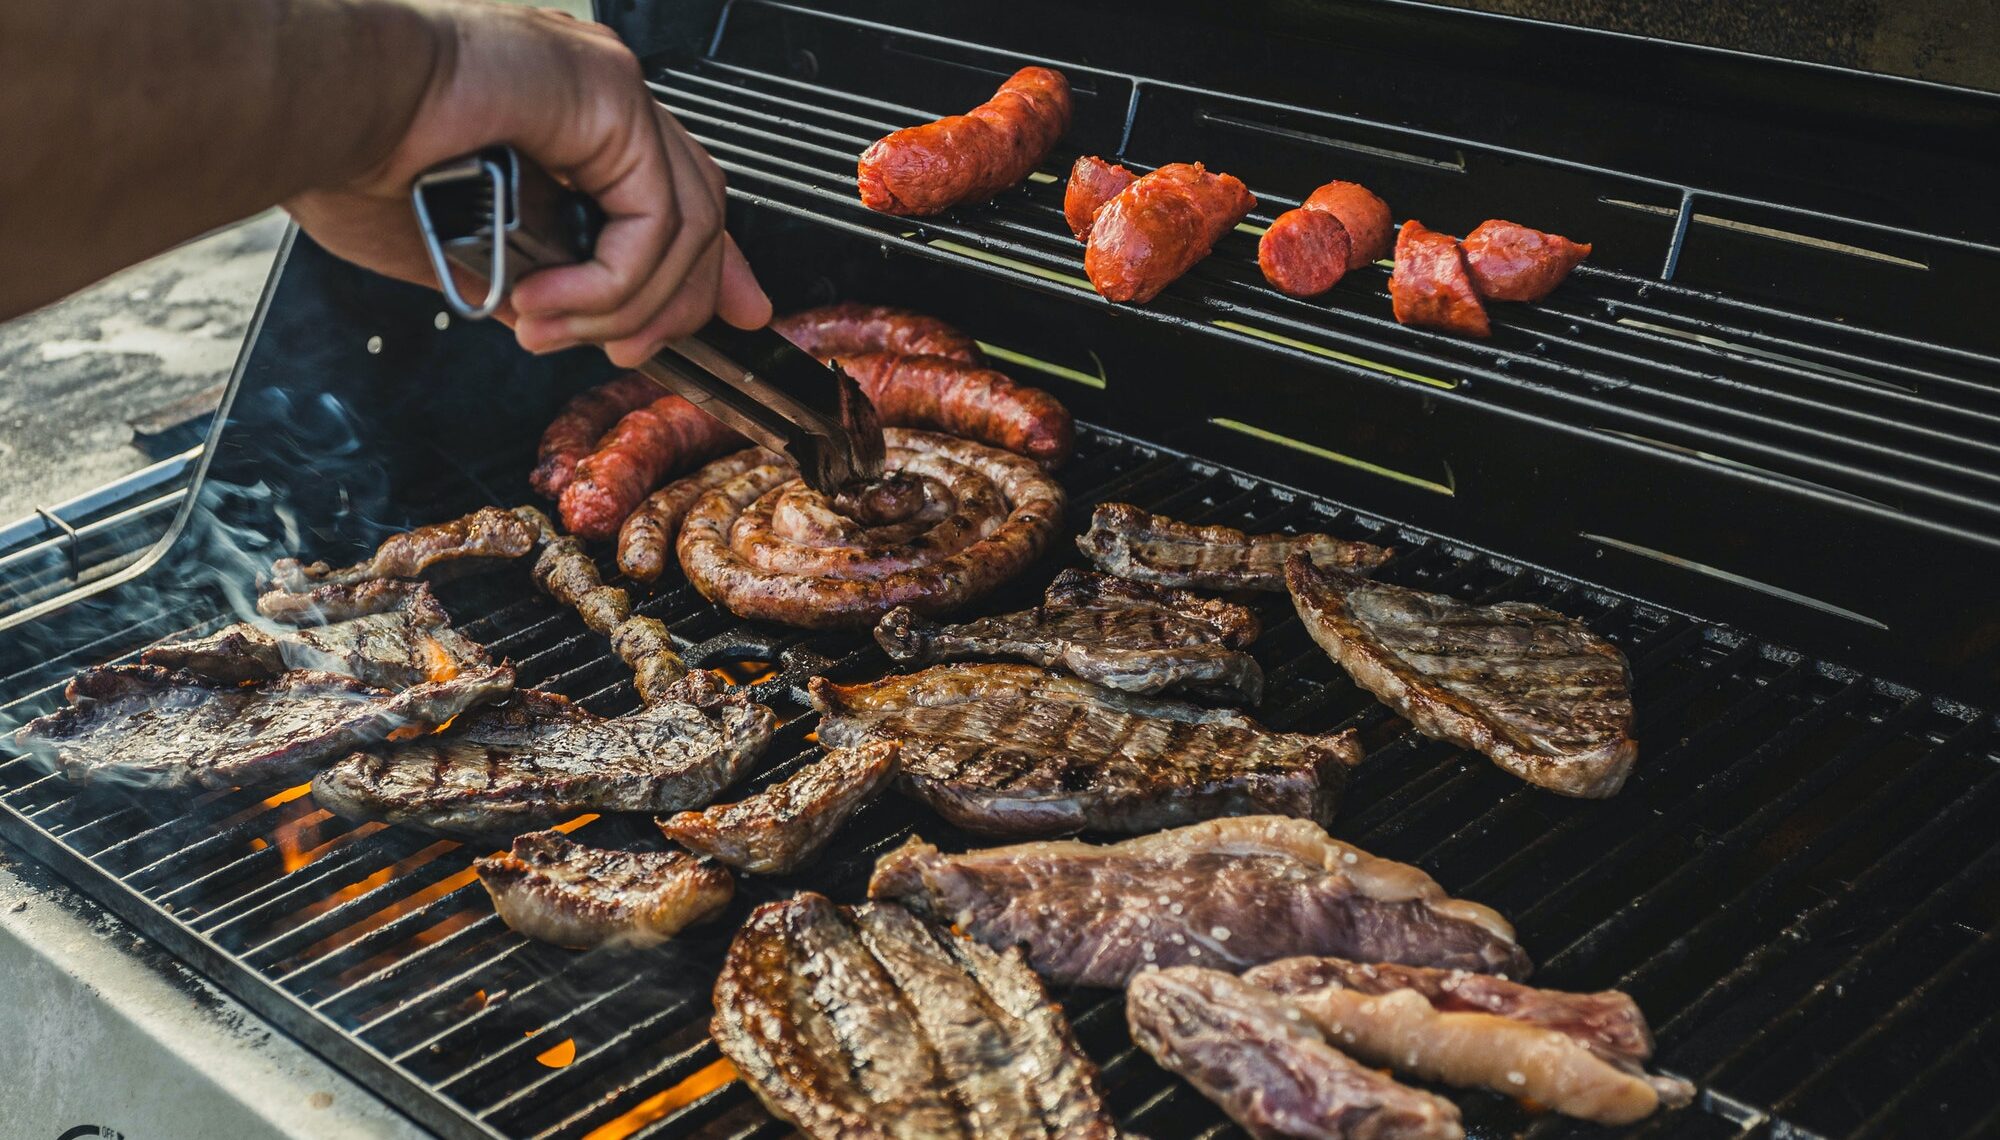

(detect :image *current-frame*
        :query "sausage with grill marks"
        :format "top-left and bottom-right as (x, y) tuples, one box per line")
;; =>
(857, 67), (1073, 216)
(771, 303), (982, 365)
(837, 351), (1073, 469)
(530, 374), (660, 499)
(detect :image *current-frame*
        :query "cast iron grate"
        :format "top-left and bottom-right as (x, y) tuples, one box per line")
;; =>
(1, 424), (1994, 1140)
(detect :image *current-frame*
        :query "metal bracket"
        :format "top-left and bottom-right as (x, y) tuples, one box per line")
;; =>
(33, 507), (80, 582)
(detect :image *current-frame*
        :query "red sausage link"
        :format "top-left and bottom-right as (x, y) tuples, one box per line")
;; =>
(1064, 155), (1137, 241)
(1258, 208), (1354, 297)
(837, 352), (1074, 469)
(1389, 220), (1491, 338)
(857, 67), (1073, 216)
(558, 396), (747, 540)
(1303, 181), (1394, 269)
(1084, 163), (1256, 303)
(771, 303), (981, 364)
(529, 374), (660, 499)
(1462, 219), (1593, 302)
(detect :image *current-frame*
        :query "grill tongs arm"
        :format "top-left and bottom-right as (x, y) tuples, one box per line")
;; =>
(409, 146), (884, 495)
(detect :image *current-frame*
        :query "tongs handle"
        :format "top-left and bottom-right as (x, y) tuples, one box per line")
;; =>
(411, 146), (605, 318)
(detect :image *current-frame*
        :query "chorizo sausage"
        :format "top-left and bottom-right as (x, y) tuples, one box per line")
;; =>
(529, 374), (660, 499)
(1064, 155), (1137, 241)
(1303, 181), (1394, 269)
(1462, 219), (1593, 302)
(1084, 163), (1256, 303)
(836, 352), (1073, 469)
(1257, 208), (1353, 298)
(558, 395), (747, 540)
(857, 67), (1072, 216)
(771, 303), (981, 364)
(1389, 220), (1491, 338)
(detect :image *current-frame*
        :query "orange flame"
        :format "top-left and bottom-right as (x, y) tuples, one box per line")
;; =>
(422, 637), (460, 683)
(582, 1059), (737, 1140)
(535, 1036), (577, 1068)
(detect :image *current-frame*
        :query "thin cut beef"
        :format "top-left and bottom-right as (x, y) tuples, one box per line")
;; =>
(1286, 554), (1637, 798)
(1079, 502), (1390, 592)
(875, 568), (1266, 703)
(15, 663), (514, 791)
(868, 815), (1530, 988)
(812, 664), (1356, 837)
(1128, 966), (1465, 1140)
(262, 505), (539, 601)
(710, 893), (1118, 1140)
(312, 672), (776, 835)
(659, 741), (900, 875)
(142, 582), (486, 689)
(475, 830), (733, 948)
(1243, 957), (1695, 1124)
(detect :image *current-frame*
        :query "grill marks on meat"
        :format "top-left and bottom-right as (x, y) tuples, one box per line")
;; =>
(659, 741), (901, 875)
(856, 67), (1073, 217)
(262, 506), (538, 601)
(813, 665), (1355, 837)
(1128, 967), (1465, 1140)
(1079, 502), (1391, 592)
(875, 568), (1265, 703)
(833, 352), (1074, 469)
(868, 816), (1529, 988)
(17, 664), (514, 792)
(1242, 957), (1694, 1124)
(142, 582), (485, 689)
(311, 673), (776, 835)
(711, 893), (1118, 1139)
(1285, 555), (1637, 798)
(475, 830), (732, 948)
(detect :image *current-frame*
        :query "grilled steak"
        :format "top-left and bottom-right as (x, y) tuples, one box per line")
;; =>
(261, 504), (540, 602)
(868, 815), (1530, 988)
(1078, 502), (1390, 591)
(1285, 555), (1637, 798)
(312, 672), (776, 835)
(1127, 966), (1465, 1140)
(659, 741), (900, 875)
(875, 568), (1266, 703)
(474, 830), (733, 948)
(141, 582), (486, 689)
(15, 663), (514, 791)
(811, 664), (1356, 837)
(710, 893), (1118, 1139)
(1243, 957), (1694, 1124)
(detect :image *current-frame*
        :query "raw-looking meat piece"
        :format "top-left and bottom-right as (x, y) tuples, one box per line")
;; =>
(659, 741), (901, 875)
(1388, 220), (1490, 338)
(142, 581), (485, 690)
(710, 893), (1119, 1139)
(1285, 554), (1637, 798)
(312, 673), (775, 835)
(875, 568), (1265, 703)
(869, 815), (1529, 987)
(15, 663), (513, 792)
(1243, 957), (1694, 1124)
(814, 664), (1356, 837)
(772, 303), (982, 365)
(1078, 502), (1391, 592)
(1064, 155), (1138, 240)
(531, 373), (662, 499)
(1461, 219), (1593, 302)
(262, 506), (539, 598)
(857, 67), (1073, 216)
(1085, 162), (1256, 303)
(475, 830), (732, 948)
(1128, 966), (1465, 1140)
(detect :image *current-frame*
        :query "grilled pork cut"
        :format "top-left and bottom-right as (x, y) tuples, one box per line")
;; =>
(868, 815), (1530, 988)
(1128, 967), (1465, 1140)
(15, 663), (514, 791)
(1243, 957), (1695, 1124)
(474, 830), (732, 948)
(312, 672), (775, 835)
(875, 568), (1266, 703)
(261, 504), (542, 605)
(811, 663), (1357, 837)
(1285, 555), (1637, 798)
(141, 581), (487, 689)
(659, 741), (900, 874)
(710, 893), (1119, 1140)
(1078, 502), (1391, 592)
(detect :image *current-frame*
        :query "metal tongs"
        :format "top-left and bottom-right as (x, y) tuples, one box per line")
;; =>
(410, 146), (884, 495)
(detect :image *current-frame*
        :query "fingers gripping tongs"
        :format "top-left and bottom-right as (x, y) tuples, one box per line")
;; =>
(411, 146), (884, 495)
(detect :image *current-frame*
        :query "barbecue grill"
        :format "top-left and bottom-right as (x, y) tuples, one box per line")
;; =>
(4, 1), (1998, 1137)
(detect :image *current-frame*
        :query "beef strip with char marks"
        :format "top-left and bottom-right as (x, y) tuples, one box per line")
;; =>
(659, 741), (900, 875)
(1079, 502), (1390, 592)
(475, 830), (733, 948)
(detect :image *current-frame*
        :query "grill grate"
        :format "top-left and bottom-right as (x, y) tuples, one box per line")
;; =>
(2, 425), (1994, 1139)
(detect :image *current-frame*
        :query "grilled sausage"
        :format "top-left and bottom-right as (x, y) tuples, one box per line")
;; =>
(1389, 220), (1491, 338)
(618, 449), (777, 583)
(857, 66), (1073, 216)
(837, 352), (1073, 469)
(529, 374), (660, 499)
(1258, 208), (1354, 297)
(771, 303), (981, 364)
(1462, 219), (1593, 302)
(1064, 155), (1137, 241)
(558, 395), (746, 540)
(1084, 163), (1256, 303)
(1303, 181), (1394, 269)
